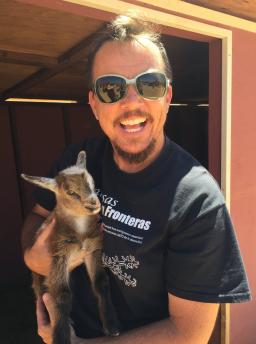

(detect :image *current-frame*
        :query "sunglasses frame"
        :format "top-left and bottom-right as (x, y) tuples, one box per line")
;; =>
(93, 69), (170, 104)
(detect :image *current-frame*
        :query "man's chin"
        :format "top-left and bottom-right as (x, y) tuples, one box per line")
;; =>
(113, 140), (156, 164)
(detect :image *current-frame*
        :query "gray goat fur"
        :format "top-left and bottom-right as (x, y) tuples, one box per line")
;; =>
(21, 151), (119, 344)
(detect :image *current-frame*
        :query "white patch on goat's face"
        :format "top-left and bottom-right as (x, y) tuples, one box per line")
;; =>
(74, 216), (92, 234)
(62, 167), (95, 193)
(85, 172), (95, 191)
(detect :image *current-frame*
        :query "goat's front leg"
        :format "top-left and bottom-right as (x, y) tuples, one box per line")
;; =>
(84, 249), (120, 337)
(32, 272), (48, 297)
(46, 255), (72, 344)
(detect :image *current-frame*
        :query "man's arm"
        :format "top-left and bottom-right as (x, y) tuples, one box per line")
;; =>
(25, 205), (219, 344)
(22, 204), (52, 276)
(40, 291), (219, 344)
(23, 204), (93, 275)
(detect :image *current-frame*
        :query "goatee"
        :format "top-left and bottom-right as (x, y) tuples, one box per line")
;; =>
(113, 139), (156, 164)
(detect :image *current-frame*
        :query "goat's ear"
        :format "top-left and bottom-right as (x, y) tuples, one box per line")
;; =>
(76, 150), (87, 169)
(21, 174), (57, 193)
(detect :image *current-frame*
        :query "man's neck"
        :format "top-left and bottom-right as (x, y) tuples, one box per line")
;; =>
(113, 136), (165, 173)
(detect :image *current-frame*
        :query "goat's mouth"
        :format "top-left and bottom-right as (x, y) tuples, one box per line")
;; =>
(84, 204), (101, 214)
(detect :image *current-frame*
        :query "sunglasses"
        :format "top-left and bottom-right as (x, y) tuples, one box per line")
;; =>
(93, 70), (169, 104)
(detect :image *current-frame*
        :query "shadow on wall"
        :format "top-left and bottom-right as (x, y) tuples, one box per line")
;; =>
(166, 105), (208, 168)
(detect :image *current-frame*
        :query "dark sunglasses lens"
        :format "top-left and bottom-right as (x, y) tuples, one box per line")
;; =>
(95, 76), (126, 103)
(137, 73), (167, 99)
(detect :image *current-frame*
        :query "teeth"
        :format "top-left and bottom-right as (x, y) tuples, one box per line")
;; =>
(125, 127), (142, 133)
(120, 117), (147, 126)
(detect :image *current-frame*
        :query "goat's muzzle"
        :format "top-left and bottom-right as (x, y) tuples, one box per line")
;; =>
(84, 197), (101, 214)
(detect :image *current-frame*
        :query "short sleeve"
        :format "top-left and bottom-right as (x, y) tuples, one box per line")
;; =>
(166, 204), (251, 303)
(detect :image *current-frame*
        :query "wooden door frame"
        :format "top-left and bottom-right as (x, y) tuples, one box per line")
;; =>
(17, 1), (233, 342)
(18, 0), (232, 199)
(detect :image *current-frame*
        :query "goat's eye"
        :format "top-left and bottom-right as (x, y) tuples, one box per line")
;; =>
(67, 190), (80, 199)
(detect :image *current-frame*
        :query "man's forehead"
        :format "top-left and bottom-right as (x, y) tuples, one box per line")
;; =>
(92, 39), (164, 79)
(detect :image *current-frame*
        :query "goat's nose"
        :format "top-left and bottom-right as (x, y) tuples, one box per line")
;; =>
(88, 195), (99, 205)
(90, 197), (97, 205)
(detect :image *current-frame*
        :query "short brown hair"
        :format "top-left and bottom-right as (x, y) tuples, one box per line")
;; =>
(86, 14), (172, 89)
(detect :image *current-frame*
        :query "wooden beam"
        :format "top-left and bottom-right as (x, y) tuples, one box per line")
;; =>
(208, 39), (222, 184)
(16, 0), (113, 22)
(0, 31), (99, 101)
(0, 50), (58, 68)
(183, 0), (256, 23)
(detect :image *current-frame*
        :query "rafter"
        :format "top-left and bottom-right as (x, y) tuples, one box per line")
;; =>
(0, 50), (58, 67)
(0, 29), (100, 101)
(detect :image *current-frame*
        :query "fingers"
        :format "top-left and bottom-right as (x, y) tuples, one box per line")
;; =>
(42, 293), (56, 326)
(68, 249), (94, 272)
(37, 295), (50, 327)
(38, 217), (55, 240)
(36, 294), (53, 344)
(27, 217), (55, 275)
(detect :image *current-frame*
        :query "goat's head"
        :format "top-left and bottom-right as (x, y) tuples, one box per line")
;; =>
(21, 151), (101, 216)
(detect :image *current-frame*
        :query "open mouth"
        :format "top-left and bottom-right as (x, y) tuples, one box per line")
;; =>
(119, 117), (147, 133)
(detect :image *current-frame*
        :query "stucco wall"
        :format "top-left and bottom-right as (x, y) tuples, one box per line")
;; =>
(230, 28), (256, 344)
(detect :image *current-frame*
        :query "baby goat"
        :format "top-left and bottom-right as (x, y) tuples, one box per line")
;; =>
(22, 151), (119, 344)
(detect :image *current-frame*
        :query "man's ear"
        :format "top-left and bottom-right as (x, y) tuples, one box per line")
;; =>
(89, 90), (99, 120)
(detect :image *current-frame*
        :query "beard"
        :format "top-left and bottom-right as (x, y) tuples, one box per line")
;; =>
(112, 109), (156, 164)
(113, 139), (156, 164)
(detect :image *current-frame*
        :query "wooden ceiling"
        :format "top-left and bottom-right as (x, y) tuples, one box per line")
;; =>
(0, 0), (253, 103)
(184, 0), (256, 23)
(0, 0), (103, 102)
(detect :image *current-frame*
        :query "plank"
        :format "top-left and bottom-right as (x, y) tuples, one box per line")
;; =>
(0, 105), (28, 290)
(11, 103), (66, 214)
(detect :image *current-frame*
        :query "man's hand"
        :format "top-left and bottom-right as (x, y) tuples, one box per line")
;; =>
(24, 215), (55, 276)
(23, 204), (92, 275)
(36, 292), (218, 344)
(37, 293), (55, 344)
(37, 293), (83, 344)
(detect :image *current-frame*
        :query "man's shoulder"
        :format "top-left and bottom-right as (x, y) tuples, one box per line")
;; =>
(169, 141), (225, 217)
(170, 141), (220, 193)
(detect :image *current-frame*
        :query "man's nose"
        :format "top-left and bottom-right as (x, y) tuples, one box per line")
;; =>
(120, 85), (142, 104)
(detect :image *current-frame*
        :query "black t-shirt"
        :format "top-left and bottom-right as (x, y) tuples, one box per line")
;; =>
(34, 136), (251, 338)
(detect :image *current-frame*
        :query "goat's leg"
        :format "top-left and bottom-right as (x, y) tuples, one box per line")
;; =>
(47, 255), (72, 344)
(84, 250), (120, 336)
(31, 272), (51, 324)
(32, 272), (48, 297)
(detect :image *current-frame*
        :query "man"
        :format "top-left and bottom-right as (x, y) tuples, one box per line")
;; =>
(23, 14), (251, 344)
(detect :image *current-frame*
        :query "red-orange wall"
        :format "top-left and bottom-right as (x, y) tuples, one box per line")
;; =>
(163, 9), (256, 341)
(230, 28), (256, 344)
(169, 10), (256, 341)
(163, 8), (256, 341)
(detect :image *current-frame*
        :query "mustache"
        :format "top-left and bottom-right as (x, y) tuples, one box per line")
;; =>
(114, 109), (153, 126)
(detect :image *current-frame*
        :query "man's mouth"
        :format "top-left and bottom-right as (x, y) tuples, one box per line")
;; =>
(119, 117), (147, 133)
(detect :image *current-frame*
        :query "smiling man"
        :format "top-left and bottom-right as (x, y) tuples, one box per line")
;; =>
(22, 14), (251, 344)
(89, 38), (171, 172)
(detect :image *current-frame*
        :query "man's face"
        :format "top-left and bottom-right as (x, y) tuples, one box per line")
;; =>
(89, 39), (172, 164)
